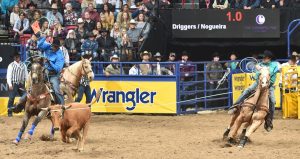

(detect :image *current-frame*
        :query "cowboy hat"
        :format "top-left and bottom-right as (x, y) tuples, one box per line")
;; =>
(140, 51), (152, 58)
(181, 51), (189, 57)
(129, 19), (137, 24)
(77, 18), (84, 24)
(169, 52), (176, 57)
(110, 54), (120, 61)
(154, 52), (162, 57)
(51, 38), (61, 47)
(260, 50), (274, 59)
(292, 51), (299, 57)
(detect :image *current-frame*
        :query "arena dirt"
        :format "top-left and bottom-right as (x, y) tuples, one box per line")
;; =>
(0, 111), (300, 159)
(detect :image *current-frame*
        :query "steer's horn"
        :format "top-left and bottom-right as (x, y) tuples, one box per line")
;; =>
(62, 105), (72, 110)
(41, 107), (50, 111)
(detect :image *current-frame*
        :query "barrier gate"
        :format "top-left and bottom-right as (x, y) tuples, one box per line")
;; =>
(281, 66), (300, 119)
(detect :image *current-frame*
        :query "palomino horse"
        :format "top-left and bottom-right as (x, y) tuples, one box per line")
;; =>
(60, 57), (94, 104)
(13, 62), (52, 144)
(225, 67), (270, 148)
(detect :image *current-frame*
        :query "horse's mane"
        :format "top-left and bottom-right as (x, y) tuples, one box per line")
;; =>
(67, 60), (83, 75)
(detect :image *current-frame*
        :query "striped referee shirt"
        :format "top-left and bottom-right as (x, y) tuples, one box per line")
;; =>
(7, 61), (28, 87)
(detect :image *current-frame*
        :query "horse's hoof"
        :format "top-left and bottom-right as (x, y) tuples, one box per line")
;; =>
(12, 140), (19, 145)
(223, 128), (230, 140)
(24, 134), (32, 141)
(238, 136), (248, 148)
(227, 137), (236, 145)
(78, 148), (84, 152)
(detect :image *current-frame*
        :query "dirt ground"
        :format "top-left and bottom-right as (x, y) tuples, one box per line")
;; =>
(0, 111), (300, 159)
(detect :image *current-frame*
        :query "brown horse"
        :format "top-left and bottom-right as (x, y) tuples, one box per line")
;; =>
(13, 62), (52, 145)
(60, 57), (94, 104)
(225, 67), (270, 148)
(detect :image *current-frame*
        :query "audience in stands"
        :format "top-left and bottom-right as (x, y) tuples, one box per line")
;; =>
(127, 19), (145, 59)
(100, 3), (114, 28)
(10, 5), (19, 27)
(82, 0), (97, 11)
(97, 29), (116, 61)
(105, 54), (124, 75)
(81, 32), (98, 60)
(117, 4), (132, 23)
(243, 0), (261, 9)
(64, 3), (79, 26)
(212, 0), (229, 9)
(75, 18), (87, 42)
(167, 52), (176, 73)
(261, 0), (276, 8)
(139, 51), (152, 75)
(13, 12), (30, 41)
(83, 11), (96, 32)
(59, 35), (70, 67)
(26, 34), (41, 58)
(129, 64), (142, 75)
(46, 3), (63, 27)
(65, 29), (81, 61)
(40, 19), (50, 35)
(136, 13), (150, 37)
(82, 3), (100, 22)
(18, 0), (29, 9)
(26, 2), (37, 23)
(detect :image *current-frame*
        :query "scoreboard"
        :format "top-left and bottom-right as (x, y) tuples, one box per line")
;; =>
(172, 9), (280, 38)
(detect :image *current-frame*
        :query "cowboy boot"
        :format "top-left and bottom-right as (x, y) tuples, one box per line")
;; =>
(11, 97), (27, 113)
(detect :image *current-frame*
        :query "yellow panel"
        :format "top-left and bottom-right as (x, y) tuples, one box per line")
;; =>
(231, 73), (246, 104)
(0, 97), (24, 116)
(88, 81), (177, 114)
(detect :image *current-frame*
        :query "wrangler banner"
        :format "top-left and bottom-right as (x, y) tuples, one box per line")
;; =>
(232, 73), (281, 108)
(89, 81), (177, 114)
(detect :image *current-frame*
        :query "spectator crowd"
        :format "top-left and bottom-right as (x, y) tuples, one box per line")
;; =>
(0, 0), (172, 62)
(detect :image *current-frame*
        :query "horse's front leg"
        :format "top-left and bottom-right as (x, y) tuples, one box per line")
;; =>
(13, 112), (31, 145)
(24, 110), (47, 140)
(223, 111), (240, 140)
(238, 110), (267, 148)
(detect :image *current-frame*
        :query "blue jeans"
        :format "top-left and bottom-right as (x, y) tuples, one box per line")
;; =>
(49, 75), (64, 105)
(235, 81), (275, 121)
(7, 84), (26, 115)
(75, 85), (92, 103)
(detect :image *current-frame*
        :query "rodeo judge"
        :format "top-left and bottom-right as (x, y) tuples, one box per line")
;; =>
(7, 52), (28, 117)
(231, 50), (278, 132)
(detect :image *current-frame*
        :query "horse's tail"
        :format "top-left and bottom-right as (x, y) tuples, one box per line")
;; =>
(88, 89), (101, 107)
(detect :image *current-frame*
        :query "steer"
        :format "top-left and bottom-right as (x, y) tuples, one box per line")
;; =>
(42, 90), (100, 152)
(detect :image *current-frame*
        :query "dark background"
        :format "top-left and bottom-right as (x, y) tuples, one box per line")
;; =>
(172, 9), (280, 38)
(142, 9), (300, 61)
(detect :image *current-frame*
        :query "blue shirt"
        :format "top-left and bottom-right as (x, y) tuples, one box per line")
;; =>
(37, 37), (64, 74)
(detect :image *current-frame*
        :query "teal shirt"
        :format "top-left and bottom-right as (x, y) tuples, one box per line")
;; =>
(255, 61), (279, 86)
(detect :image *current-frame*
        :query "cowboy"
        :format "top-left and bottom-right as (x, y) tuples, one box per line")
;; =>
(105, 54), (124, 76)
(75, 55), (92, 104)
(7, 52), (28, 117)
(167, 52), (176, 73)
(139, 51), (152, 75)
(232, 50), (278, 132)
(38, 35), (65, 105)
